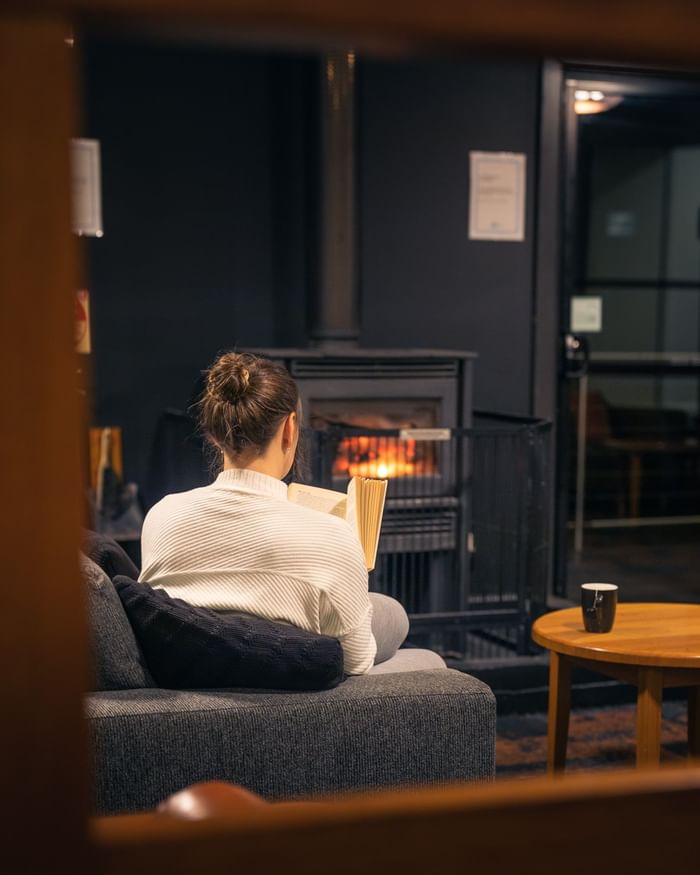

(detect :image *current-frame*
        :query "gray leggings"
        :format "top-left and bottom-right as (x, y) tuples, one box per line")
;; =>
(369, 592), (409, 664)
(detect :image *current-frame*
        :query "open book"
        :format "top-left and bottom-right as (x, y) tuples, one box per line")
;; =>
(287, 477), (388, 571)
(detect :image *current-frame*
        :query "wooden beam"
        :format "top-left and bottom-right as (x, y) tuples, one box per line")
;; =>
(94, 766), (700, 874)
(17, 0), (700, 64)
(0, 13), (90, 874)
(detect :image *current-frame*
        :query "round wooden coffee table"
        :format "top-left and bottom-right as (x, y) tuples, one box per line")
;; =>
(532, 603), (700, 772)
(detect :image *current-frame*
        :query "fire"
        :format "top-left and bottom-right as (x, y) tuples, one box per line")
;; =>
(333, 436), (436, 479)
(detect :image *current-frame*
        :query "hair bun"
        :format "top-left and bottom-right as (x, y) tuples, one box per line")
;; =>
(229, 364), (251, 400)
(207, 353), (252, 404)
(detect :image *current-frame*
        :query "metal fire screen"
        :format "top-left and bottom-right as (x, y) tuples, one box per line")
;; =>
(308, 412), (551, 661)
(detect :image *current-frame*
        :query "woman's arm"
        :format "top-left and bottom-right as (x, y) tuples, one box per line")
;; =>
(316, 523), (377, 674)
(320, 592), (376, 675)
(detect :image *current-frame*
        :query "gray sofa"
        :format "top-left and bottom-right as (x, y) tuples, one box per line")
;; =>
(84, 554), (496, 816)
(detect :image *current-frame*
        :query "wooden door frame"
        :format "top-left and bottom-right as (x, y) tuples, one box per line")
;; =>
(0, 13), (89, 873)
(93, 766), (700, 874)
(4, 3), (700, 874)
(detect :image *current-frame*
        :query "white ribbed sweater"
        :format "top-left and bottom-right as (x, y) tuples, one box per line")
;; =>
(139, 468), (376, 675)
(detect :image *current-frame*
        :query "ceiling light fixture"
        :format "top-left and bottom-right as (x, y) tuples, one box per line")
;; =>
(573, 89), (623, 115)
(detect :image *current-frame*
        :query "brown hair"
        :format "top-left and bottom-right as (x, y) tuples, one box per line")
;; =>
(197, 352), (301, 469)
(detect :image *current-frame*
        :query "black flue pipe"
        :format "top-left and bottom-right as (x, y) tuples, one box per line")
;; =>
(310, 51), (359, 347)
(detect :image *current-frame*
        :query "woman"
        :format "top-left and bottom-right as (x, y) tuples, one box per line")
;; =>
(139, 351), (409, 675)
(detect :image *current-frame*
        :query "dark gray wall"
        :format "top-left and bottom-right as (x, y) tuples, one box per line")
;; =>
(83, 41), (541, 491)
(359, 59), (539, 413)
(83, 41), (310, 488)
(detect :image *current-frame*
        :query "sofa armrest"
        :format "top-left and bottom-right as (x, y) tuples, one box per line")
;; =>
(87, 668), (495, 815)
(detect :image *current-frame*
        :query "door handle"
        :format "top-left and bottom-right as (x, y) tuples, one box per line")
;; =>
(563, 333), (590, 379)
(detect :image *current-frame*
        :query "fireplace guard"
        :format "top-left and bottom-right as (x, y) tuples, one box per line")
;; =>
(309, 413), (551, 659)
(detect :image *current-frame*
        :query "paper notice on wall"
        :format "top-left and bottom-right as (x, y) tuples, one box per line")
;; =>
(75, 289), (91, 353)
(468, 151), (526, 242)
(71, 138), (103, 237)
(570, 296), (602, 333)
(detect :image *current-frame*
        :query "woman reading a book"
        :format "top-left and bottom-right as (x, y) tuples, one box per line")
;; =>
(139, 351), (416, 674)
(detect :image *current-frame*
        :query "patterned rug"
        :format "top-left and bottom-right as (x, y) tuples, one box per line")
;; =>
(496, 701), (689, 778)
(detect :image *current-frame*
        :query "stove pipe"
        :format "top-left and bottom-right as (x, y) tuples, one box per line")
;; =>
(311, 51), (359, 347)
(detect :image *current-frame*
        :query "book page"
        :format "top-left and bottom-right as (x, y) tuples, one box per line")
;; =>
(287, 482), (347, 520)
(349, 476), (387, 571)
(346, 477), (359, 534)
(365, 478), (388, 571)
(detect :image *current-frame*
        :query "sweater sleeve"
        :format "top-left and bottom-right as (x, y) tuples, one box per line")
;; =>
(317, 524), (377, 674)
(320, 590), (376, 675)
(304, 514), (377, 674)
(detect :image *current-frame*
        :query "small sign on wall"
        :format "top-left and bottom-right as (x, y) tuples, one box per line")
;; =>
(75, 289), (91, 353)
(570, 296), (602, 333)
(71, 138), (103, 237)
(468, 151), (526, 242)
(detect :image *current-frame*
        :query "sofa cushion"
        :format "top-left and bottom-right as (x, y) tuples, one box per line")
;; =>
(81, 555), (152, 691)
(82, 530), (140, 580)
(113, 576), (344, 691)
(87, 670), (497, 814)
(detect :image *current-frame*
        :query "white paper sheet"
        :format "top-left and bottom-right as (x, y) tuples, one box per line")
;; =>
(287, 482), (348, 520)
(71, 138), (103, 238)
(468, 151), (526, 242)
(570, 296), (603, 333)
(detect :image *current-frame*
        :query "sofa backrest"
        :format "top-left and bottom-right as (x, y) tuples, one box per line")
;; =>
(81, 554), (153, 690)
(82, 530), (140, 580)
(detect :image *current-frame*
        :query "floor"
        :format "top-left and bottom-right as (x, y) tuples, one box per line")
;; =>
(565, 524), (700, 603)
(495, 701), (689, 778)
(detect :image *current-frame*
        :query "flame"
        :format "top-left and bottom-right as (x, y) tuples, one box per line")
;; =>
(333, 437), (436, 479)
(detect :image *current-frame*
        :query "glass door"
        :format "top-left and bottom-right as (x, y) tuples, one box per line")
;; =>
(558, 70), (700, 602)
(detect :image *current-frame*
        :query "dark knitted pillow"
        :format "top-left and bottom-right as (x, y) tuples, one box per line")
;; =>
(113, 576), (344, 691)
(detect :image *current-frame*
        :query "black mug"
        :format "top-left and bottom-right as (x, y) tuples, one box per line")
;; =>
(581, 583), (618, 633)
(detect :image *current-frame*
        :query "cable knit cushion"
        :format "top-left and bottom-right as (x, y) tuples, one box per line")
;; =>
(113, 576), (345, 691)
(82, 555), (153, 691)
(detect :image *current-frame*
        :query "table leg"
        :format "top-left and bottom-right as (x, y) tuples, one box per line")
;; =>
(636, 667), (662, 768)
(688, 686), (700, 760)
(547, 651), (571, 774)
